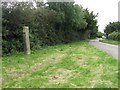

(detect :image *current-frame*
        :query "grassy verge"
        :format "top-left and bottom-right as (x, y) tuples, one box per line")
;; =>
(2, 41), (119, 88)
(100, 39), (120, 45)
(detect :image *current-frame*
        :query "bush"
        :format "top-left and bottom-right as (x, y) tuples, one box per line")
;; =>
(108, 31), (120, 41)
(2, 2), (98, 55)
(97, 32), (104, 38)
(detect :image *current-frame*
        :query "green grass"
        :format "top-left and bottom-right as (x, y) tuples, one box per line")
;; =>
(2, 41), (119, 88)
(100, 39), (120, 45)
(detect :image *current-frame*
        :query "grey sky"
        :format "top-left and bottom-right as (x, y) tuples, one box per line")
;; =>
(75, 0), (119, 33)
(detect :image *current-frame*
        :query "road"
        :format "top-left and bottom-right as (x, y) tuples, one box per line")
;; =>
(89, 39), (119, 60)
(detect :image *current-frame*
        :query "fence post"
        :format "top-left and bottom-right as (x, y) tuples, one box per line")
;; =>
(23, 26), (31, 54)
(118, 1), (120, 21)
(118, 1), (120, 60)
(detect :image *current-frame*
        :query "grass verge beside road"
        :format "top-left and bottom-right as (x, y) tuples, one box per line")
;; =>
(2, 41), (119, 88)
(99, 39), (120, 45)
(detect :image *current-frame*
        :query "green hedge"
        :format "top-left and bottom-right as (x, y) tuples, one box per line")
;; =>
(108, 31), (120, 41)
(2, 2), (98, 55)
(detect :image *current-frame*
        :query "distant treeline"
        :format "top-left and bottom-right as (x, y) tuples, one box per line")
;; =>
(2, 1), (98, 55)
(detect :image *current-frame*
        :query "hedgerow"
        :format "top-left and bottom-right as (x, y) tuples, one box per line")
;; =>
(2, 2), (98, 55)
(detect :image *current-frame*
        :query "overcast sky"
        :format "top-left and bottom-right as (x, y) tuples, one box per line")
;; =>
(75, 0), (119, 33)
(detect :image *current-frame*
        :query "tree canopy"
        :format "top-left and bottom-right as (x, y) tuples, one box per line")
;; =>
(104, 22), (120, 36)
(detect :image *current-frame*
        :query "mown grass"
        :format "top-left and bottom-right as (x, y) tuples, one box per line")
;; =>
(100, 39), (120, 45)
(2, 41), (119, 88)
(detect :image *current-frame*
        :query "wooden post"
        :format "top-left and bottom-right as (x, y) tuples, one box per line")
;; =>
(23, 26), (30, 54)
(118, 1), (120, 22)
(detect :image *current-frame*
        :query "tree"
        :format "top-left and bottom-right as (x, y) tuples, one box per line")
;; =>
(97, 31), (104, 38)
(83, 8), (98, 39)
(47, 2), (87, 41)
(104, 22), (120, 38)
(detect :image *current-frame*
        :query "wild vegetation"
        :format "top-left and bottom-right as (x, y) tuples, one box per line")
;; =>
(108, 31), (120, 41)
(2, 1), (119, 88)
(99, 39), (120, 45)
(2, 1), (98, 55)
(97, 31), (104, 38)
(104, 22), (120, 41)
(2, 41), (118, 88)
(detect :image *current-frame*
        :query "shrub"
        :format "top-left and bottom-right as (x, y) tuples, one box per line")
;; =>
(97, 32), (104, 38)
(108, 31), (120, 41)
(2, 2), (98, 55)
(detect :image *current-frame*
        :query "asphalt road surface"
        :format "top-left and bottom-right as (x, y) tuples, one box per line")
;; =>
(89, 39), (119, 60)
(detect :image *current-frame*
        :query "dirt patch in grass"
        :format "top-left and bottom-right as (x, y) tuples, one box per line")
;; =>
(3, 53), (65, 85)
(90, 64), (105, 87)
(76, 57), (87, 66)
(48, 68), (73, 84)
(31, 53), (65, 71)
